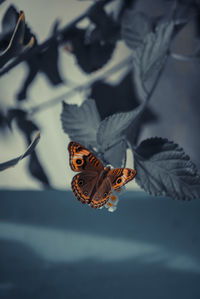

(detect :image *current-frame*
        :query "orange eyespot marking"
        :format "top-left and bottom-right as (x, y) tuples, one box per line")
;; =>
(107, 202), (113, 207)
(75, 158), (83, 166)
(114, 178), (124, 189)
(116, 178), (122, 184)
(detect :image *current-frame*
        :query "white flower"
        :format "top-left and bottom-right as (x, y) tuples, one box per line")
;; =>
(105, 193), (119, 212)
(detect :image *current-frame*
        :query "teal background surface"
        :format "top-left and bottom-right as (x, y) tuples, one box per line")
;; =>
(0, 191), (200, 298)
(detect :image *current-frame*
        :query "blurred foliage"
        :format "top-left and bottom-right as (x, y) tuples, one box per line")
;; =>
(1, 0), (200, 202)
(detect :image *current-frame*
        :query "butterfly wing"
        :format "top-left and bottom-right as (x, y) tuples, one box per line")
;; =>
(90, 168), (136, 209)
(90, 177), (112, 208)
(71, 171), (99, 204)
(107, 168), (136, 190)
(68, 142), (104, 173)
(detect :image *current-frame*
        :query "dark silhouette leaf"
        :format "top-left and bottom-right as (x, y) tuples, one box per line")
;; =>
(17, 22), (63, 101)
(134, 138), (200, 200)
(0, 5), (35, 52)
(87, 1), (120, 42)
(90, 72), (139, 119)
(28, 151), (50, 187)
(63, 2), (120, 73)
(7, 108), (50, 186)
(0, 10), (34, 68)
(64, 27), (116, 73)
(0, 109), (7, 131)
(7, 109), (39, 140)
(0, 131), (40, 171)
(0, 5), (18, 43)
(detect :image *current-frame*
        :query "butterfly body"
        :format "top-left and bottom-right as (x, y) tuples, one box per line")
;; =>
(68, 142), (136, 209)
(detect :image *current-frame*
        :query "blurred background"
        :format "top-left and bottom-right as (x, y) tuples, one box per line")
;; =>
(0, 0), (200, 298)
(0, 0), (137, 190)
(0, 0), (199, 190)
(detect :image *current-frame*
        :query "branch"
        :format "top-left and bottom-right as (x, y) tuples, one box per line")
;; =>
(0, 0), (114, 78)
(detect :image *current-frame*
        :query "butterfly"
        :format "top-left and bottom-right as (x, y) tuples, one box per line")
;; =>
(68, 141), (136, 209)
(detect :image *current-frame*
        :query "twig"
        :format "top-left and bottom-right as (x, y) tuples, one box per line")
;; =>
(28, 55), (133, 115)
(0, 0), (114, 78)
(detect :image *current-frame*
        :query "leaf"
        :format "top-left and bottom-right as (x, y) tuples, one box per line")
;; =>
(28, 151), (50, 187)
(0, 11), (34, 68)
(97, 103), (146, 151)
(131, 18), (175, 101)
(61, 99), (129, 167)
(0, 5), (18, 40)
(90, 71), (158, 144)
(121, 11), (152, 49)
(0, 131), (40, 171)
(63, 1), (119, 73)
(90, 72), (139, 119)
(64, 27), (116, 74)
(134, 138), (200, 200)
(102, 140), (127, 168)
(7, 108), (50, 186)
(0, 109), (7, 131)
(17, 22), (62, 101)
(61, 100), (101, 148)
(7, 109), (39, 140)
(120, 15), (174, 146)
(0, 5), (35, 51)
(87, 1), (120, 42)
